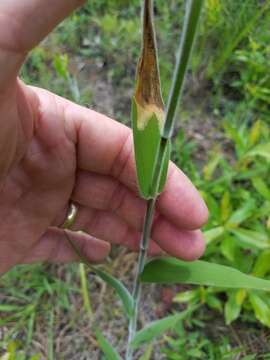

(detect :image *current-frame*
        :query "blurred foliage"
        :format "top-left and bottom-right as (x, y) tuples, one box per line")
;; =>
(174, 111), (270, 328)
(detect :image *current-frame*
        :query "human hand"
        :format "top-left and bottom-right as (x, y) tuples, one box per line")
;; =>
(0, 0), (208, 275)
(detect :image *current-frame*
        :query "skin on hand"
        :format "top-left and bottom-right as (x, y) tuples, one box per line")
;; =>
(0, 0), (208, 275)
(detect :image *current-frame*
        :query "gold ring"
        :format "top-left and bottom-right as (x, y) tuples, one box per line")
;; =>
(61, 202), (78, 229)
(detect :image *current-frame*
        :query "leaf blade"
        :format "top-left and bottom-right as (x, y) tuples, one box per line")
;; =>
(94, 268), (134, 320)
(131, 307), (194, 349)
(141, 257), (270, 291)
(95, 328), (122, 360)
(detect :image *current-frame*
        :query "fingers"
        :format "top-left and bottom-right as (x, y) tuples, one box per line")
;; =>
(32, 90), (208, 232)
(0, 0), (84, 86)
(157, 166), (208, 229)
(72, 171), (146, 230)
(22, 228), (110, 264)
(68, 204), (162, 256)
(62, 102), (208, 230)
(29, 88), (207, 260)
(152, 218), (205, 261)
(72, 169), (206, 231)
(56, 203), (203, 260)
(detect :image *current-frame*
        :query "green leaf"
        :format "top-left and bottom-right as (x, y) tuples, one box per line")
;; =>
(141, 257), (270, 291)
(132, 99), (170, 199)
(131, 308), (194, 349)
(53, 53), (69, 80)
(0, 304), (22, 312)
(64, 232), (134, 319)
(221, 191), (232, 222)
(203, 151), (222, 180)
(220, 236), (237, 262)
(204, 226), (225, 245)
(226, 201), (255, 226)
(252, 177), (270, 201)
(224, 291), (242, 325)
(230, 228), (270, 250)
(94, 268), (134, 319)
(174, 290), (198, 304)
(248, 120), (261, 146)
(95, 328), (122, 360)
(245, 143), (270, 161)
(252, 250), (270, 277)
(249, 293), (270, 327)
(138, 344), (153, 360)
(206, 293), (223, 312)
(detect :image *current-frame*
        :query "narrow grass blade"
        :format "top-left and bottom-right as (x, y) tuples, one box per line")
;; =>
(210, 0), (270, 77)
(131, 307), (195, 349)
(48, 311), (54, 360)
(64, 231), (134, 319)
(79, 263), (93, 319)
(163, 0), (204, 138)
(141, 258), (270, 291)
(95, 328), (122, 360)
(0, 304), (22, 312)
(94, 268), (134, 319)
(138, 344), (153, 360)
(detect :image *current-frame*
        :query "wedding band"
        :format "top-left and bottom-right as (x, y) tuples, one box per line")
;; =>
(61, 202), (78, 229)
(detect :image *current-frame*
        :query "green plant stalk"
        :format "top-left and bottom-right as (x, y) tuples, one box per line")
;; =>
(126, 1), (203, 358)
(163, 0), (204, 139)
(126, 138), (168, 359)
(126, 198), (156, 359)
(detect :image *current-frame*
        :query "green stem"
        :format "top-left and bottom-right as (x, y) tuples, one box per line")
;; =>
(126, 137), (168, 359)
(126, 198), (156, 360)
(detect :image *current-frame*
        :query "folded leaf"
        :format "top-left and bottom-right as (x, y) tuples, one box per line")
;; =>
(132, 100), (170, 198)
(132, 0), (170, 199)
(141, 257), (270, 291)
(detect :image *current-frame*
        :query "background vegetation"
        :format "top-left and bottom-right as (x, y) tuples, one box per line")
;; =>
(1, 0), (270, 358)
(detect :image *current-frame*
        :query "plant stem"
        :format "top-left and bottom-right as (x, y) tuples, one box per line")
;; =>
(126, 198), (156, 359)
(126, 2), (204, 358)
(126, 137), (168, 359)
